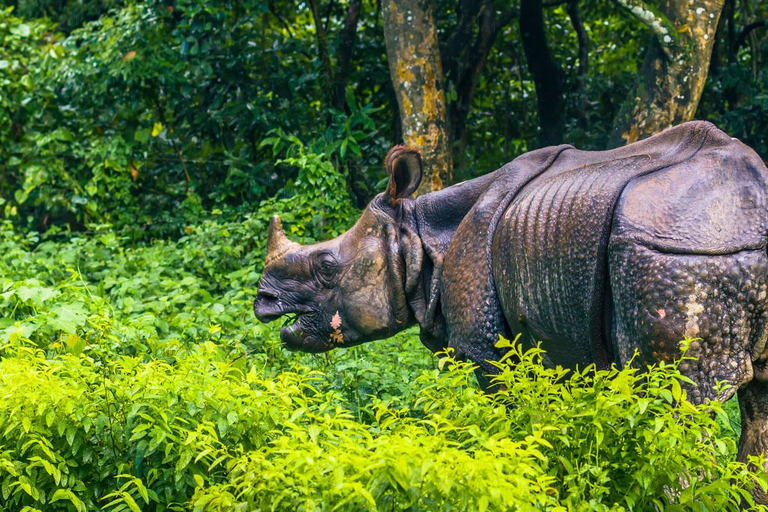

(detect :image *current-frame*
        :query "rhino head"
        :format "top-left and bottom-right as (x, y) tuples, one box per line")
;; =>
(254, 147), (434, 352)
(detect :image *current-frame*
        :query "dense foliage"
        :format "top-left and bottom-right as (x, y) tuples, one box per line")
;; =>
(0, 1), (390, 235)
(1, 0), (767, 233)
(1, 209), (767, 510)
(3, 0), (768, 509)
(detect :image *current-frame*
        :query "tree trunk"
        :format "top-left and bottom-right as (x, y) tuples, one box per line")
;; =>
(520, 0), (565, 147)
(610, 0), (725, 147)
(733, 20), (767, 78)
(444, 1), (515, 165)
(736, 0), (760, 80)
(567, 0), (589, 128)
(708, 0), (727, 76)
(333, 0), (363, 111)
(724, 0), (736, 64)
(381, 0), (453, 194)
(309, 0), (363, 114)
(308, 0), (334, 109)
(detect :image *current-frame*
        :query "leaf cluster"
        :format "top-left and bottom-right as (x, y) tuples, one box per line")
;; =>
(0, 206), (764, 510)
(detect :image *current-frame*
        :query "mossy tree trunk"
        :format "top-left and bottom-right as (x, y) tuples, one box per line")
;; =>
(610, 0), (725, 147)
(381, 0), (453, 194)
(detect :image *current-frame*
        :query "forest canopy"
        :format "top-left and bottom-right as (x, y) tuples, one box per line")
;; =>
(0, 0), (766, 235)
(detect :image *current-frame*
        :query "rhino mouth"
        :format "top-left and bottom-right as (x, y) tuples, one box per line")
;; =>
(254, 293), (337, 352)
(279, 312), (334, 352)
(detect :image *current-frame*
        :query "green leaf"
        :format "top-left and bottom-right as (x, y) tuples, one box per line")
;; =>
(65, 334), (86, 355)
(340, 139), (348, 158)
(11, 23), (30, 37)
(121, 492), (142, 512)
(134, 128), (151, 143)
(50, 489), (86, 512)
(671, 379), (683, 402)
(48, 302), (88, 333)
(16, 285), (59, 304)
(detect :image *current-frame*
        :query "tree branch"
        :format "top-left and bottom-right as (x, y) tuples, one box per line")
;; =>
(323, 0), (337, 33)
(567, 0), (589, 125)
(333, 0), (363, 110)
(458, 4), (515, 107)
(307, 0), (334, 109)
(733, 20), (766, 55)
(612, 0), (680, 60)
(520, 0), (565, 145)
(495, 8), (518, 34)
(450, 3), (515, 157)
(735, 0), (761, 78)
(267, 0), (293, 36)
(442, 0), (485, 78)
(724, 0), (736, 64)
(566, 0), (588, 78)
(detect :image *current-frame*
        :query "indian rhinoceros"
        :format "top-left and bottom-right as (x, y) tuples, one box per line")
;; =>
(254, 121), (768, 496)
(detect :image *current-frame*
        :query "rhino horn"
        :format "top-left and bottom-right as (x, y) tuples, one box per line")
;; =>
(266, 215), (299, 266)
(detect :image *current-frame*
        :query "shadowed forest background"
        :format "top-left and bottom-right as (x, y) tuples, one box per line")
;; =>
(2, 0), (768, 510)
(1, 0), (767, 235)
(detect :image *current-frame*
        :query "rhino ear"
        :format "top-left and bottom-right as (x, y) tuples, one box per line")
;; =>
(384, 146), (422, 201)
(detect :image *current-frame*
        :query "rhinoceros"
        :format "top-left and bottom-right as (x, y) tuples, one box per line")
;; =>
(254, 121), (768, 494)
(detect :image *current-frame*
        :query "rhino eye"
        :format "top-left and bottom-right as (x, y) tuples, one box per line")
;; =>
(316, 253), (338, 285)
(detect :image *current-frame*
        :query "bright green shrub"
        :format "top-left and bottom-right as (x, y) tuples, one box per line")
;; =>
(487, 338), (765, 510)
(0, 215), (765, 511)
(189, 341), (766, 512)
(0, 340), (338, 510)
(4, 325), (760, 511)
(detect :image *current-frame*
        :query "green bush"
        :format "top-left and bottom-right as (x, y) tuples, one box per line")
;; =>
(0, 205), (436, 510)
(1, 323), (764, 510)
(0, 138), (765, 508)
(0, 0), (390, 235)
(190, 341), (767, 511)
(0, 8), (57, 219)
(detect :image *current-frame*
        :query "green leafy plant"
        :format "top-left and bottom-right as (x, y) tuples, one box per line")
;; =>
(0, 214), (763, 511)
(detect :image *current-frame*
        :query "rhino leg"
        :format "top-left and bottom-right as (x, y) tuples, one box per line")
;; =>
(737, 379), (768, 504)
(441, 145), (571, 385)
(610, 241), (768, 504)
(608, 240), (768, 404)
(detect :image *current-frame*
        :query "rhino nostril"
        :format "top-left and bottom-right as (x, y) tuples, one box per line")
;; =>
(254, 290), (286, 323)
(257, 290), (279, 301)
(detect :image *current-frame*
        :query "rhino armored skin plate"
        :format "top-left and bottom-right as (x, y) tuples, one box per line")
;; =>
(254, 121), (768, 502)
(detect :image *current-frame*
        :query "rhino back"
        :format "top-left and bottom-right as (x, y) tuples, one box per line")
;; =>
(611, 134), (768, 254)
(490, 121), (759, 369)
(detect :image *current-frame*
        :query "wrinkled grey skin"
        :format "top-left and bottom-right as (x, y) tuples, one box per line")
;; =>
(255, 122), (768, 502)
(255, 146), (428, 353)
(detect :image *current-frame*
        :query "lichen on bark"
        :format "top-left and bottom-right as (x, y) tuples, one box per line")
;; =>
(610, 0), (725, 147)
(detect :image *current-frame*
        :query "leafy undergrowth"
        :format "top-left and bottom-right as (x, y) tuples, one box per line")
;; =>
(0, 218), (766, 511)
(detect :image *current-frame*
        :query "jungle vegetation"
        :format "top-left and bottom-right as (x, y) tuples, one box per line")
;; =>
(1, 0), (768, 509)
